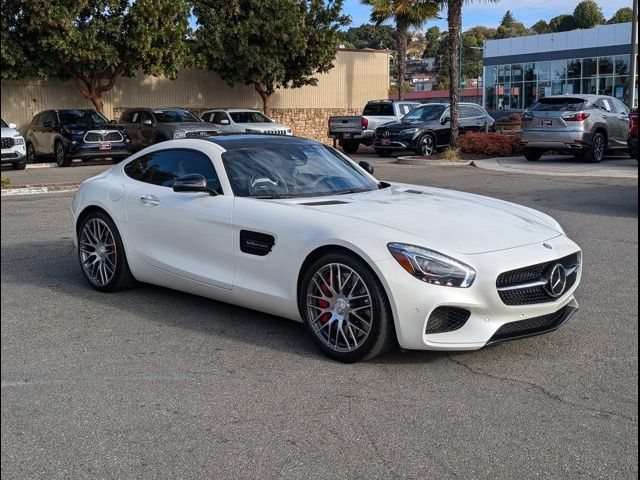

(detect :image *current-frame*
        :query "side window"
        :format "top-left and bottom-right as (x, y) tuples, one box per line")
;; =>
(210, 112), (230, 124)
(124, 149), (221, 192)
(41, 111), (56, 127)
(473, 106), (486, 117)
(140, 111), (153, 124)
(459, 106), (476, 118)
(596, 99), (612, 112)
(612, 99), (629, 115)
(121, 111), (134, 123)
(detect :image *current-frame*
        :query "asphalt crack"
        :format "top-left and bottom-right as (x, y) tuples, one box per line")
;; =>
(446, 354), (636, 423)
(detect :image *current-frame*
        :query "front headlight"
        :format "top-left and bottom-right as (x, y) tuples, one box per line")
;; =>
(173, 131), (187, 139)
(401, 128), (419, 135)
(13, 137), (25, 145)
(388, 243), (476, 288)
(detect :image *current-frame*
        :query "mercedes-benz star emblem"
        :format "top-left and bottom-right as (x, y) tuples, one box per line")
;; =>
(545, 263), (567, 298)
(383, 131), (390, 138)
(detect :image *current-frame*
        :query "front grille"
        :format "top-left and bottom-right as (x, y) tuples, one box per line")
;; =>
(186, 130), (218, 137)
(1, 137), (15, 149)
(496, 253), (580, 306)
(84, 130), (124, 143)
(488, 304), (576, 344)
(376, 130), (402, 139)
(425, 307), (471, 335)
(1, 152), (19, 159)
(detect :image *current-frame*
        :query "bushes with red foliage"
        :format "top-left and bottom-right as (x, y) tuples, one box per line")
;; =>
(459, 132), (521, 157)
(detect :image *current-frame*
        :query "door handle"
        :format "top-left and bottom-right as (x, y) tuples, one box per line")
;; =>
(139, 194), (159, 206)
(602, 115), (608, 119)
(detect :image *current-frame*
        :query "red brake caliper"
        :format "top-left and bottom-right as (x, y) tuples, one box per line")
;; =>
(316, 274), (332, 324)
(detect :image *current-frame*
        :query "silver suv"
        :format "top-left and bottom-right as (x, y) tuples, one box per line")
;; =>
(520, 94), (630, 163)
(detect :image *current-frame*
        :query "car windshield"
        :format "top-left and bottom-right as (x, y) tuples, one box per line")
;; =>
(58, 110), (109, 126)
(530, 98), (585, 112)
(1, 119), (7, 128)
(154, 110), (200, 123)
(221, 143), (379, 198)
(230, 111), (273, 123)
(402, 105), (446, 122)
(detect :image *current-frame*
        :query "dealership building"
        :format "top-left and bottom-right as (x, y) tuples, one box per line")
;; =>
(483, 22), (637, 111)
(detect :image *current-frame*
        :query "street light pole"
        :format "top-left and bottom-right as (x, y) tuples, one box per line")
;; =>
(630, 0), (638, 108)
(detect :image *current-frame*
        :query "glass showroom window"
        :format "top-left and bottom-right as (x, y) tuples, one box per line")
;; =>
(523, 81), (537, 107)
(567, 59), (581, 79)
(598, 76), (614, 97)
(524, 63), (536, 82)
(598, 57), (613, 76)
(582, 58), (597, 78)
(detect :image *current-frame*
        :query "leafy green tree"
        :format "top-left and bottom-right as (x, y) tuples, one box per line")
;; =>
(423, 25), (441, 57)
(496, 10), (531, 38)
(341, 24), (396, 49)
(531, 20), (550, 34)
(443, 0), (498, 147)
(607, 7), (634, 24)
(573, 0), (604, 29)
(194, 0), (349, 116)
(1, 0), (191, 114)
(549, 14), (576, 32)
(362, 0), (439, 100)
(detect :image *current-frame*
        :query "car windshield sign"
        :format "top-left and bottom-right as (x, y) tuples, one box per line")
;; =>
(403, 105), (445, 122)
(221, 143), (379, 198)
(154, 110), (200, 123)
(58, 110), (108, 126)
(230, 112), (273, 123)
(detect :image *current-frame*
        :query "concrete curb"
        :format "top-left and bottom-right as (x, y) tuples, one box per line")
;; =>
(395, 156), (473, 166)
(473, 157), (638, 179)
(1, 183), (80, 196)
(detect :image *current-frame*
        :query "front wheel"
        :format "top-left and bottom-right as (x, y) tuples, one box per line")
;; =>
(341, 141), (360, 154)
(523, 147), (542, 161)
(26, 143), (37, 164)
(55, 141), (72, 167)
(416, 133), (436, 157)
(299, 252), (396, 362)
(78, 211), (135, 292)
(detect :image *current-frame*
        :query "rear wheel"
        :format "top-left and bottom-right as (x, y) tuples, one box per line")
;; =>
(375, 149), (394, 158)
(523, 147), (542, 161)
(299, 252), (396, 362)
(78, 211), (135, 292)
(584, 132), (605, 163)
(341, 141), (360, 154)
(55, 141), (71, 167)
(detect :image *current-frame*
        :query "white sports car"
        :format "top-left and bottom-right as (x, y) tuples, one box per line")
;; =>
(72, 135), (582, 362)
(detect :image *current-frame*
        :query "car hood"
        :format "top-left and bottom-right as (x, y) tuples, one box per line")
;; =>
(376, 120), (438, 131)
(1, 127), (22, 137)
(288, 184), (563, 255)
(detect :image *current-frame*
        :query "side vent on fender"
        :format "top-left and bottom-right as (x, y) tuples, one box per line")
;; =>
(240, 230), (275, 256)
(300, 200), (350, 206)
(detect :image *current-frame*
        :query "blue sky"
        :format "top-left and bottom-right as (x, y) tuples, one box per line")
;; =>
(343, 0), (632, 31)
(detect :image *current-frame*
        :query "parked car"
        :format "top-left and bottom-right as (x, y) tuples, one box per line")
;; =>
(25, 109), (132, 167)
(328, 100), (420, 154)
(373, 103), (494, 157)
(201, 109), (292, 135)
(1, 119), (27, 170)
(628, 108), (638, 160)
(520, 94), (630, 163)
(118, 108), (220, 151)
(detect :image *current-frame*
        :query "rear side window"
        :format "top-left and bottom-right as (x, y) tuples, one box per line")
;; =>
(121, 111), (135, 123)
(460, 105), (477, 118)
(363, 103), (395, 116)
(124, 149), (221, 192)
(611, 98), (629, 115)
(530, 98), (585, 112)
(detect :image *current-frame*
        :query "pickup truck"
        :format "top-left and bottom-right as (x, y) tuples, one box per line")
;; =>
(328, 100), (420, 153)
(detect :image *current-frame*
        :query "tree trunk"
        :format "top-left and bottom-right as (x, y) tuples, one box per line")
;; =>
(396, 17), (409, 100)
(63, 64), (124, 116)
(447, 0), (462, 148)
(254, 83), (271, 117)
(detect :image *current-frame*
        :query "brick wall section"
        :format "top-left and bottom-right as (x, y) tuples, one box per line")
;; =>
(270, 108), (361, 144)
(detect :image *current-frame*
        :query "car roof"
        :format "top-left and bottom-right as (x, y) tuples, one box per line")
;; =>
(203, 108), (262, 113)
(366, 99), (420, 104)
(203, 134), (318, 151)
(540, 94), (604, 101)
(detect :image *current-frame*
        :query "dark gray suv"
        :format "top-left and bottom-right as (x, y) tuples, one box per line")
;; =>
(118, 108), (220, 151)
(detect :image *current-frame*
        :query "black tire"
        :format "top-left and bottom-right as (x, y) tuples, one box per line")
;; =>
(12, 160), (27, 170)
(584, 132), (606, 163)
(26, 143), (37, 164)
(341, 141), (360, 154)
(523, 147), (542, 161)
(375, 149), (394, 158)
(415, 133), (436, 157)
(299, 252), (397, 363)
(77, 211), (135, 293)
(55, 141), (72, 167)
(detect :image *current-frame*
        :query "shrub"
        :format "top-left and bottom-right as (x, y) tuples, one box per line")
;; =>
(495, 113), (522, 124)
(459, 132), (522, 157)
(441, 147), (460, 161)
(1, 177), (10, 188)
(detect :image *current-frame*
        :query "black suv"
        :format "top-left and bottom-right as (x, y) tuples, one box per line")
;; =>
(25, 109), (132, 167)
(373, 103), (494, 157)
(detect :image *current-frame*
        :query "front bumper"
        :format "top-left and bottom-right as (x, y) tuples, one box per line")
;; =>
(1, 145), (27, 164)
(372, 131), (419, 150)
(520, 129), (591, 151)
(67, 141), (132, 160)
(374, 235), (582, 351)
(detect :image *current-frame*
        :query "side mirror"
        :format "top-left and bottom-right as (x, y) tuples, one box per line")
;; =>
(220, 119), (231, 125)
(142, 119), (153, 125)
(8, 122), (16, 129)
(172, 174), (218, 196)
(359, 160), (375, 174)
(441, 116), (450, 125)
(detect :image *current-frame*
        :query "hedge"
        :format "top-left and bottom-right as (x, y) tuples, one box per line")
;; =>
(459, 132), (522, 157)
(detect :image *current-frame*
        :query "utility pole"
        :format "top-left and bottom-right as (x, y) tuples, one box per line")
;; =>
(630, 0), (638, 108)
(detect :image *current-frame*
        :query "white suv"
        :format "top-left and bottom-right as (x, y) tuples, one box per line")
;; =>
(1, 119), (27, 170)
(201, 109), (293, 135)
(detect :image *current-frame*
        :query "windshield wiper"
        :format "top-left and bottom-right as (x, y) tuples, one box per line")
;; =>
(331, 188), (372, 195)
(253, 194), (294, 199)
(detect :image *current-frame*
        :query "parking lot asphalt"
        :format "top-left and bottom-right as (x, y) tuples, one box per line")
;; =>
(1, 162), (638, 479)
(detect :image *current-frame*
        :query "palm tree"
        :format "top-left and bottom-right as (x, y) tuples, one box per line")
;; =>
(446, 0), (498, 147)
(363, 0), (439, 100)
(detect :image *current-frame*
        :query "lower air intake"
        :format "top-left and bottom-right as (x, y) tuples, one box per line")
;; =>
(425, 307), (471, 334)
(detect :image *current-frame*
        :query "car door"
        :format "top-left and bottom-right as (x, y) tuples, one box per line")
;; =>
(611, 98), (631, 147)
(595, 98), (624, 147)
(138, 111), (157, 147)
(39, 111), (58, 155)
(124, 148), (235, 290)
(436, 108), (452, 146)
(27, 113), (43, 154)
(120, 111), (141, 150)
(458, 105), (477, 134)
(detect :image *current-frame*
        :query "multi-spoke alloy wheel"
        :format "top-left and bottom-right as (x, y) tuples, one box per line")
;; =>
(306, 263), (373, 353)
(417, 134), (435, 157)
(301, 253), (396, 362)
(80, 218), (117, 287)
